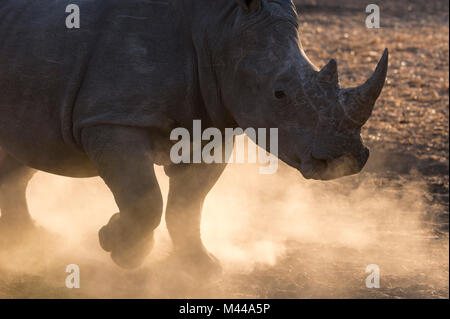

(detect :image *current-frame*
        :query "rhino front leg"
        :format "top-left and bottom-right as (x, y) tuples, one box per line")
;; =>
(82, 126), (163, 269)
(164, 162), (227, 278)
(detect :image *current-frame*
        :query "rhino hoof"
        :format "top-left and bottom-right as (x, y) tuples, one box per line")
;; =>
(175, 250), (223, 281)
(98, 213), (121, 252)
(200, 253), (223, 279)
(110, 238), (154, 269)
(98, 213), (154, 269)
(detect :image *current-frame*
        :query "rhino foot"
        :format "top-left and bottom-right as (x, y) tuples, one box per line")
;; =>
(98, 213), (154, 269)
(171, 248), (223, 281)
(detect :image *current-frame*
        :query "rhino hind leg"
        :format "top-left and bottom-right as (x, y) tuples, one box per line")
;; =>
(81, 126), (163, 269)
(0, 149), (36, 231)
(164, 162), (227, 279)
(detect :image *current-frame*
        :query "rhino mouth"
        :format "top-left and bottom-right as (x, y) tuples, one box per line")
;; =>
(300, 154), (363, 181)
(300, 156), (328, 180)
(278, 150), (363, 181)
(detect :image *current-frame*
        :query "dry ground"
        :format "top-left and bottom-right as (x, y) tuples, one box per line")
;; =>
(0, 0), (448, 299)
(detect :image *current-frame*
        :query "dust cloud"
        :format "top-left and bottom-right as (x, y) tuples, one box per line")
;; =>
(0, 140), (448, 298)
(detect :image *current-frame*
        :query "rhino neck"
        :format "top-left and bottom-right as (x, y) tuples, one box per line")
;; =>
(189, 0), (241, 130)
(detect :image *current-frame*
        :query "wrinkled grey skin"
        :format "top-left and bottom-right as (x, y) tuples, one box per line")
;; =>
(0, 0), (387, 272)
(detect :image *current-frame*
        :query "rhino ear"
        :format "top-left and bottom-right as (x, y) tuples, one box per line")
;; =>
(236, 0), (261, 13)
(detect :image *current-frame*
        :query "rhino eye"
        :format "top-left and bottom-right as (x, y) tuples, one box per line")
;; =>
(274, 90), (286, 99)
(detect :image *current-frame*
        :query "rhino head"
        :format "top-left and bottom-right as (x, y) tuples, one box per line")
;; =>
(218, 0), (388, 180)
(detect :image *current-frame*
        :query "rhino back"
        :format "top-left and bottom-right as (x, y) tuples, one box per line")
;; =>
(0, 0), (196, 174)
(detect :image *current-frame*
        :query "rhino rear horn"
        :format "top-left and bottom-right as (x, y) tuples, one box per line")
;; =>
(340, 48), (389, 125)
(318, 59), (338, 85)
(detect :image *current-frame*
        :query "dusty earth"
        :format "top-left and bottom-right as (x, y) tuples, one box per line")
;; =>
(0, 0), (448, 298)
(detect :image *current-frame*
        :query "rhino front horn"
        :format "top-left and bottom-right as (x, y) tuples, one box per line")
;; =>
(340, 48), (389, 125)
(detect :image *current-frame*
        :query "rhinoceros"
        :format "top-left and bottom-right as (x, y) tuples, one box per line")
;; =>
(0, 0), (388, 273)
